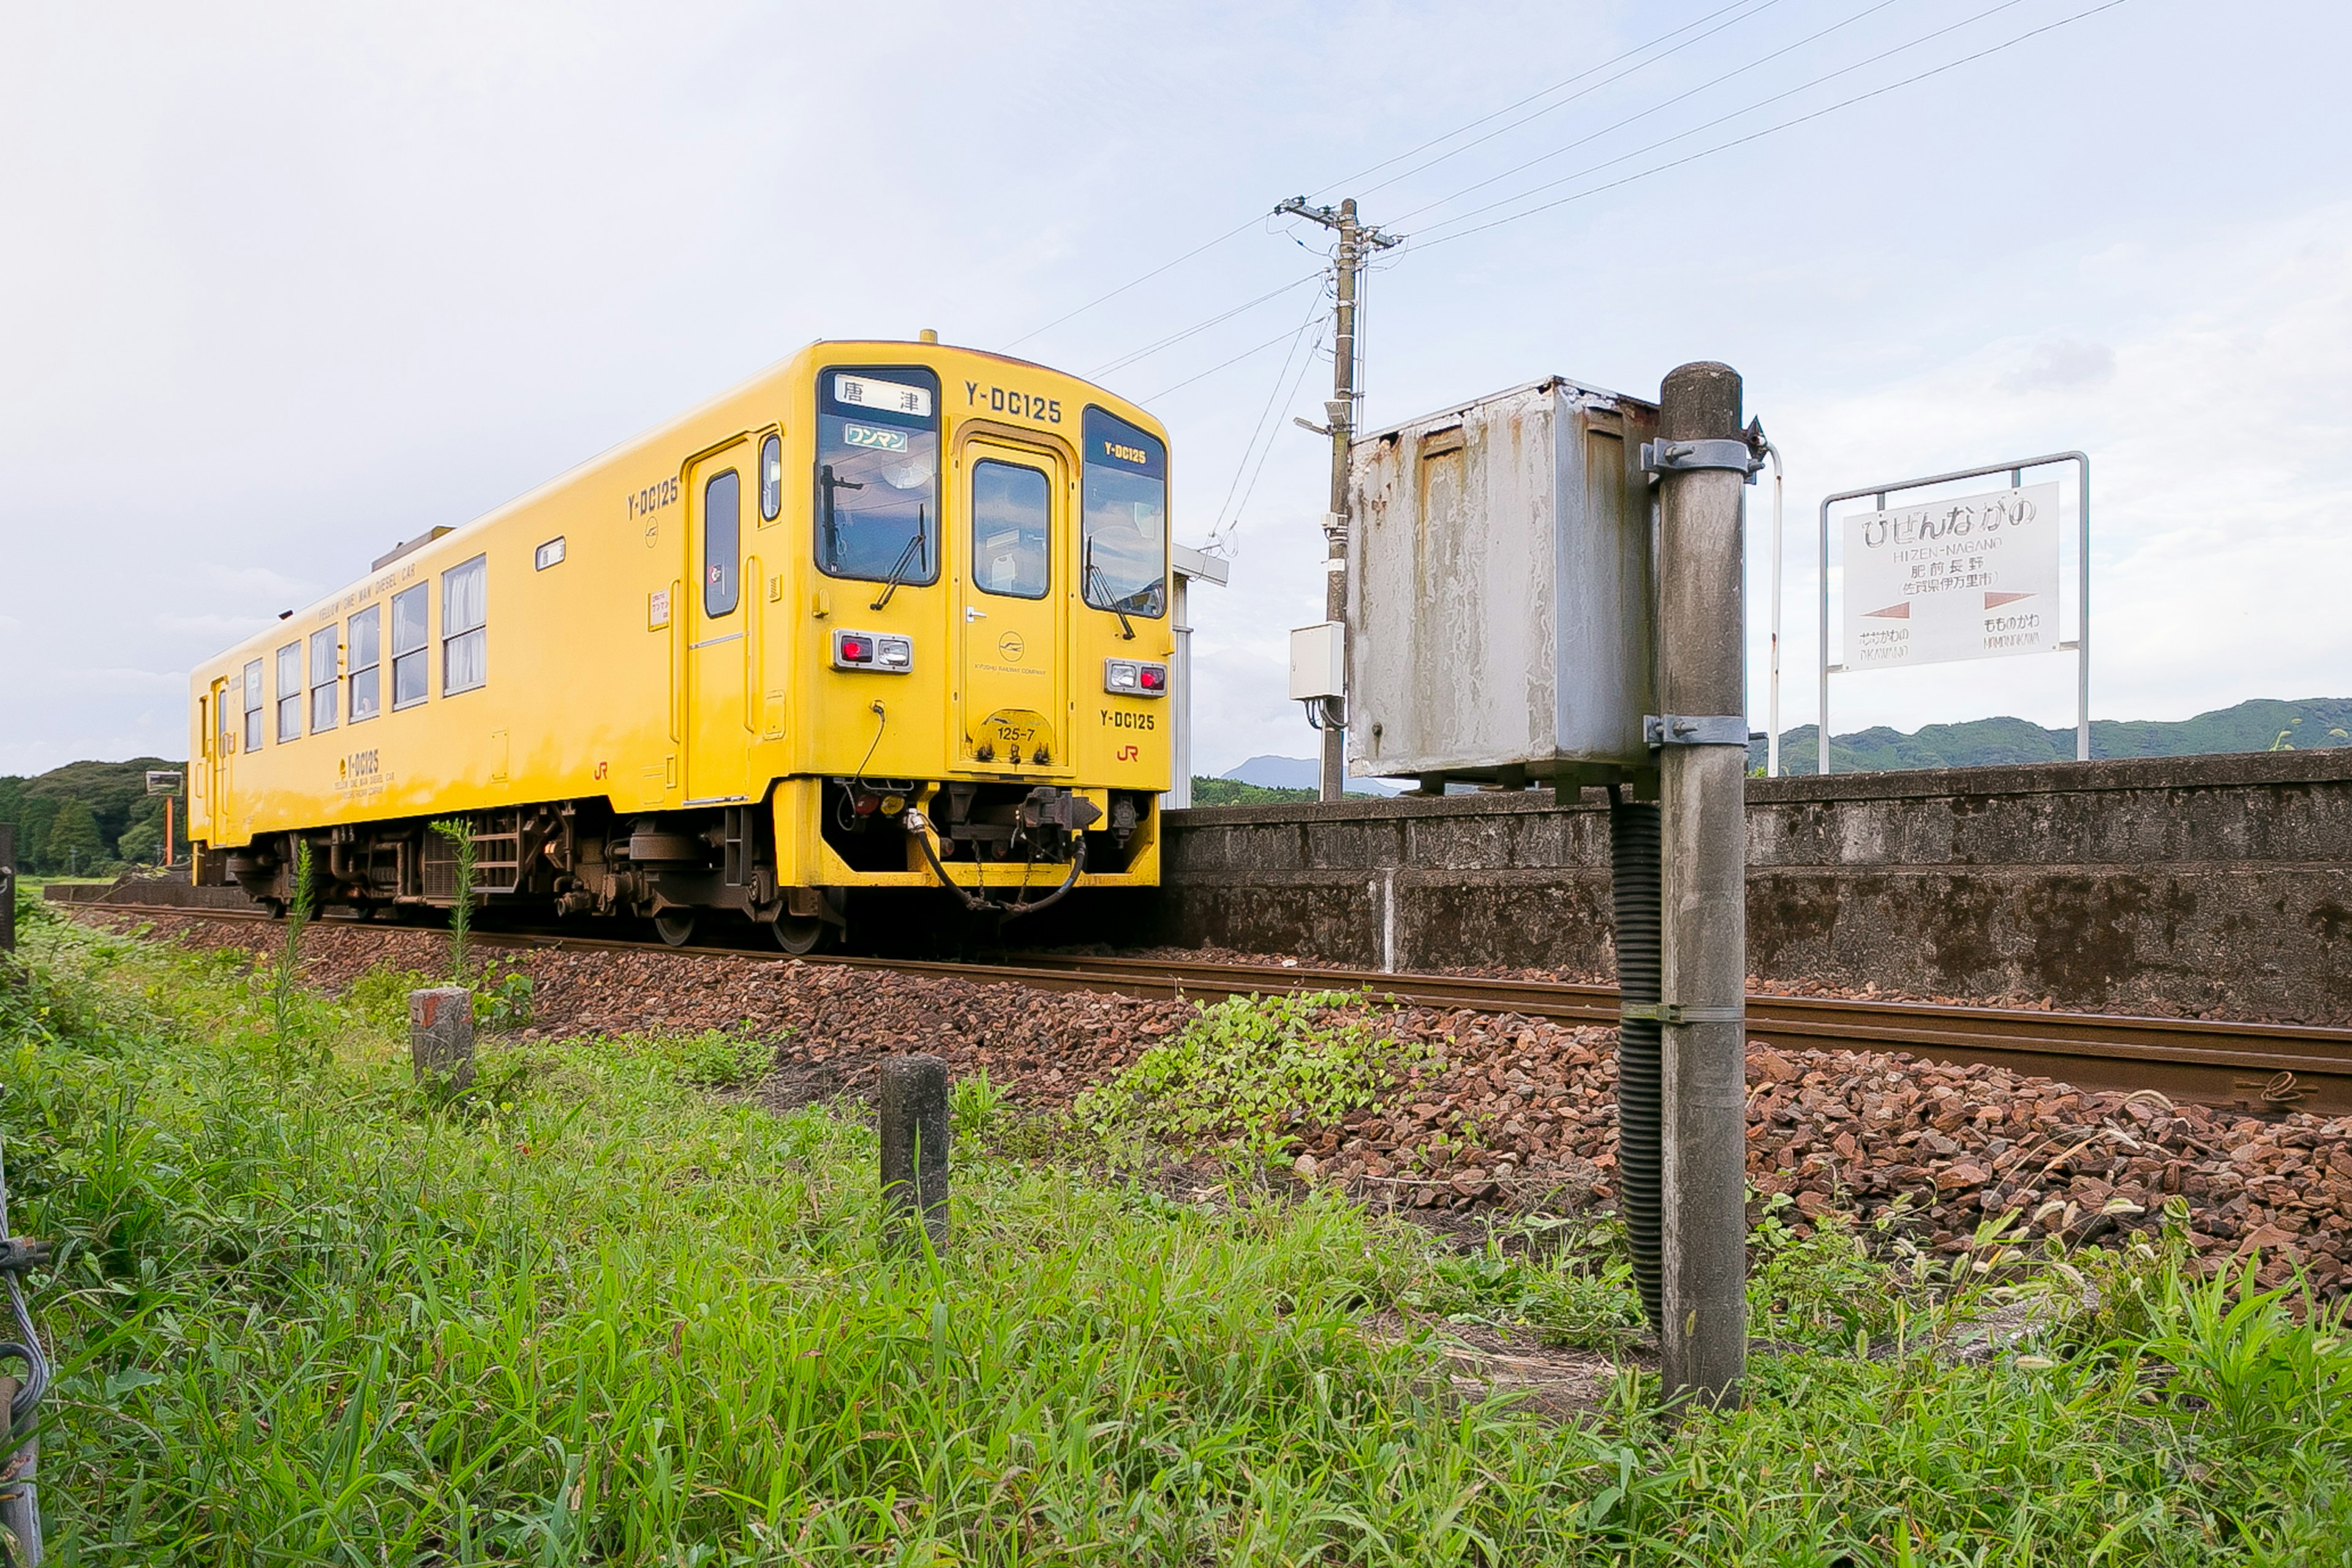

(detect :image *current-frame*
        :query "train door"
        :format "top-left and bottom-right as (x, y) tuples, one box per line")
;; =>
(957, 438), (1069, 772)
(200, 677), (229, 846)
(684, 442), (752, 804)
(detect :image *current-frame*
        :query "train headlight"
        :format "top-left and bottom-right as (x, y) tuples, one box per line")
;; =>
(1104, 658), (1167, 697)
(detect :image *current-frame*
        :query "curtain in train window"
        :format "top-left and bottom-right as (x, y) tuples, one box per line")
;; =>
(442, 554), (487, 694)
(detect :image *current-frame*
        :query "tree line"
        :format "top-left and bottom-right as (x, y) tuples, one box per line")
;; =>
(0, 758), (186, 876)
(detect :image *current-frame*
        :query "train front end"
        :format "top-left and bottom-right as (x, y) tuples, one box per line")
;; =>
(763, 342), (1174, 948)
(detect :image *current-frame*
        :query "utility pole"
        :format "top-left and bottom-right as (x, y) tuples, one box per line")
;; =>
(1276, 196), (1398, 802)
(1647, 362), (1755, 1407)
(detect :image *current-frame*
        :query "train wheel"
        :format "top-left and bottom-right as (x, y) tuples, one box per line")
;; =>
(772, 914), (832, 956)
(653, 910), (697, 948)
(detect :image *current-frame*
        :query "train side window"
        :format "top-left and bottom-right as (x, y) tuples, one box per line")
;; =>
(309, 625), (339, 733)
(703, 469), (741, 616)
(348, 604), (382, 722)
(275, 643), (302, 742)
(391, 584), (429, 709)
(241, 659), (263, 751)
(442, 554), (487, 694)
(971, 460), (1050, 598)
(758, 433), (782, 521)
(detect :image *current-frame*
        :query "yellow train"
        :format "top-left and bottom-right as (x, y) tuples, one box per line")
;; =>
(187, 337), (1174, 951)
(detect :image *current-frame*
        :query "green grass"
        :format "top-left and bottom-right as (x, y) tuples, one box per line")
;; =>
(3, 914), (2351, 1564)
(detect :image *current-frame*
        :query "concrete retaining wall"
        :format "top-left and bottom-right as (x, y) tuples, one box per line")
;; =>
(1156, 751), (2352, 1025)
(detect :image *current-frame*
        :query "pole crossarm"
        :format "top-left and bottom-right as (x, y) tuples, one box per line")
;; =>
(1273, 197), (1404, 252)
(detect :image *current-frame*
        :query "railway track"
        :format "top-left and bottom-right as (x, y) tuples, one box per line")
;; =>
(56, 891), (2352, 1114)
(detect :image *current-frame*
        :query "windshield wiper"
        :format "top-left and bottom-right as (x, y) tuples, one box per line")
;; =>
(869, 507), (928, 611)
(819, 464), (864, 564)
(1084, 538), (1136, 640)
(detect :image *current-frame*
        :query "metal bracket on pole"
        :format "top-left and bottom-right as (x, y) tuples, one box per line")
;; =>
(1645, 713), (1749, 748)
(1640, 439), (1764, 484)
(1620, 1001), (1746, 1025)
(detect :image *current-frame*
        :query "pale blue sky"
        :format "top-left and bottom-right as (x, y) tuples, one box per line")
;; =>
(4, 0), (2346, 774)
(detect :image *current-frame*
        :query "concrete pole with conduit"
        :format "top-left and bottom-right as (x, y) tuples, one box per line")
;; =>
(880, 1055), (950, 1255)
(409, 987), (476, 1098)
(1652, 362), (1751, 1408)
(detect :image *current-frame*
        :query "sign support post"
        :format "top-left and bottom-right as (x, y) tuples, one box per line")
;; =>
(1815, 453), (2089, 774)
(145, 770), (185, 872)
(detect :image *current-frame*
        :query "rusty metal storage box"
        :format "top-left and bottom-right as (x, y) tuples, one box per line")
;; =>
(1345, 377), (1659, 783)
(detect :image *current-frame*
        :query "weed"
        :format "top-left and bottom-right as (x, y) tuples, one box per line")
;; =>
(949, 1068), (1006, 1142)
(1403, 1216), (1647, 1350)
(347, 962), (437, 1034)
(597, 1024), (777, 1088)
(1747, 1195), (1911, 1348)
(470, 964), (534, 1031)
(1072, 989), (1422, 1159)
(428, 817), (477, 979)
(268, 839), (314, 1068)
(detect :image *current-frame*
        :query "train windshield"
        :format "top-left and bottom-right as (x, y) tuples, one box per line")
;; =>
(816, 367), (941, 586)
(1080, 406), (1167, 617)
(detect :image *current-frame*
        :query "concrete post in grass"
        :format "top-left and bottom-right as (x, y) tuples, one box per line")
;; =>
(409, 986), (475, 1098)
(0, 823), (15, 957)
(880, 1054), (949, 1254)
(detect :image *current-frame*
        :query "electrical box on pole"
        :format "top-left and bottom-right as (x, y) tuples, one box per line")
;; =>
(1344, 376), (1662, 792)
(1287, 622), (1346, 702)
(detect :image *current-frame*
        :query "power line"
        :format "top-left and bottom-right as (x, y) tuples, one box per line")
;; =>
(1325, 0), (1785, 200)
(1016, 2), (1910, 385)
(1207, 302), (1332, 553)
(1001, 214), (1263, 350)
(1414, 0), (2132, 251)
(1136, 320), (1329, 404)
(1005, 0), (1786, 351)
(1090, 271), (1322, 378)
(1386, 0), (1919, 225)
(1086, 3), (1961, 396)
(1210, 285), (1332, 534)
(1411, 0), (2059, 238)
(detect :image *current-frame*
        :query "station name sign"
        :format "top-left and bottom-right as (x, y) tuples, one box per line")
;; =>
(1843, 482), (2062, 669)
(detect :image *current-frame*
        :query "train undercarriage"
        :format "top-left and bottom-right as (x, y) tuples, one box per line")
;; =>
(207, 778), (1156, 953)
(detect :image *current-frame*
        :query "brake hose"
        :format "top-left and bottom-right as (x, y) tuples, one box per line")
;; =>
(905, 812), (1085, 921)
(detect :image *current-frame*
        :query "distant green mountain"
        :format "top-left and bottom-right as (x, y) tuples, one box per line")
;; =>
(0, 757), (186, 875)
(1188, 776), (1319, 805)
(1754, 698), (2352, 775)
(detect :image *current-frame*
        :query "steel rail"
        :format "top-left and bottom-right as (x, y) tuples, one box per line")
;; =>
(59, 894), (2352, 1113)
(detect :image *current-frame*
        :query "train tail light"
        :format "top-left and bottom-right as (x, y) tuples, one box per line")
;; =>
(1104, 658), (1168, 697)
(833, 630), (912, 672)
